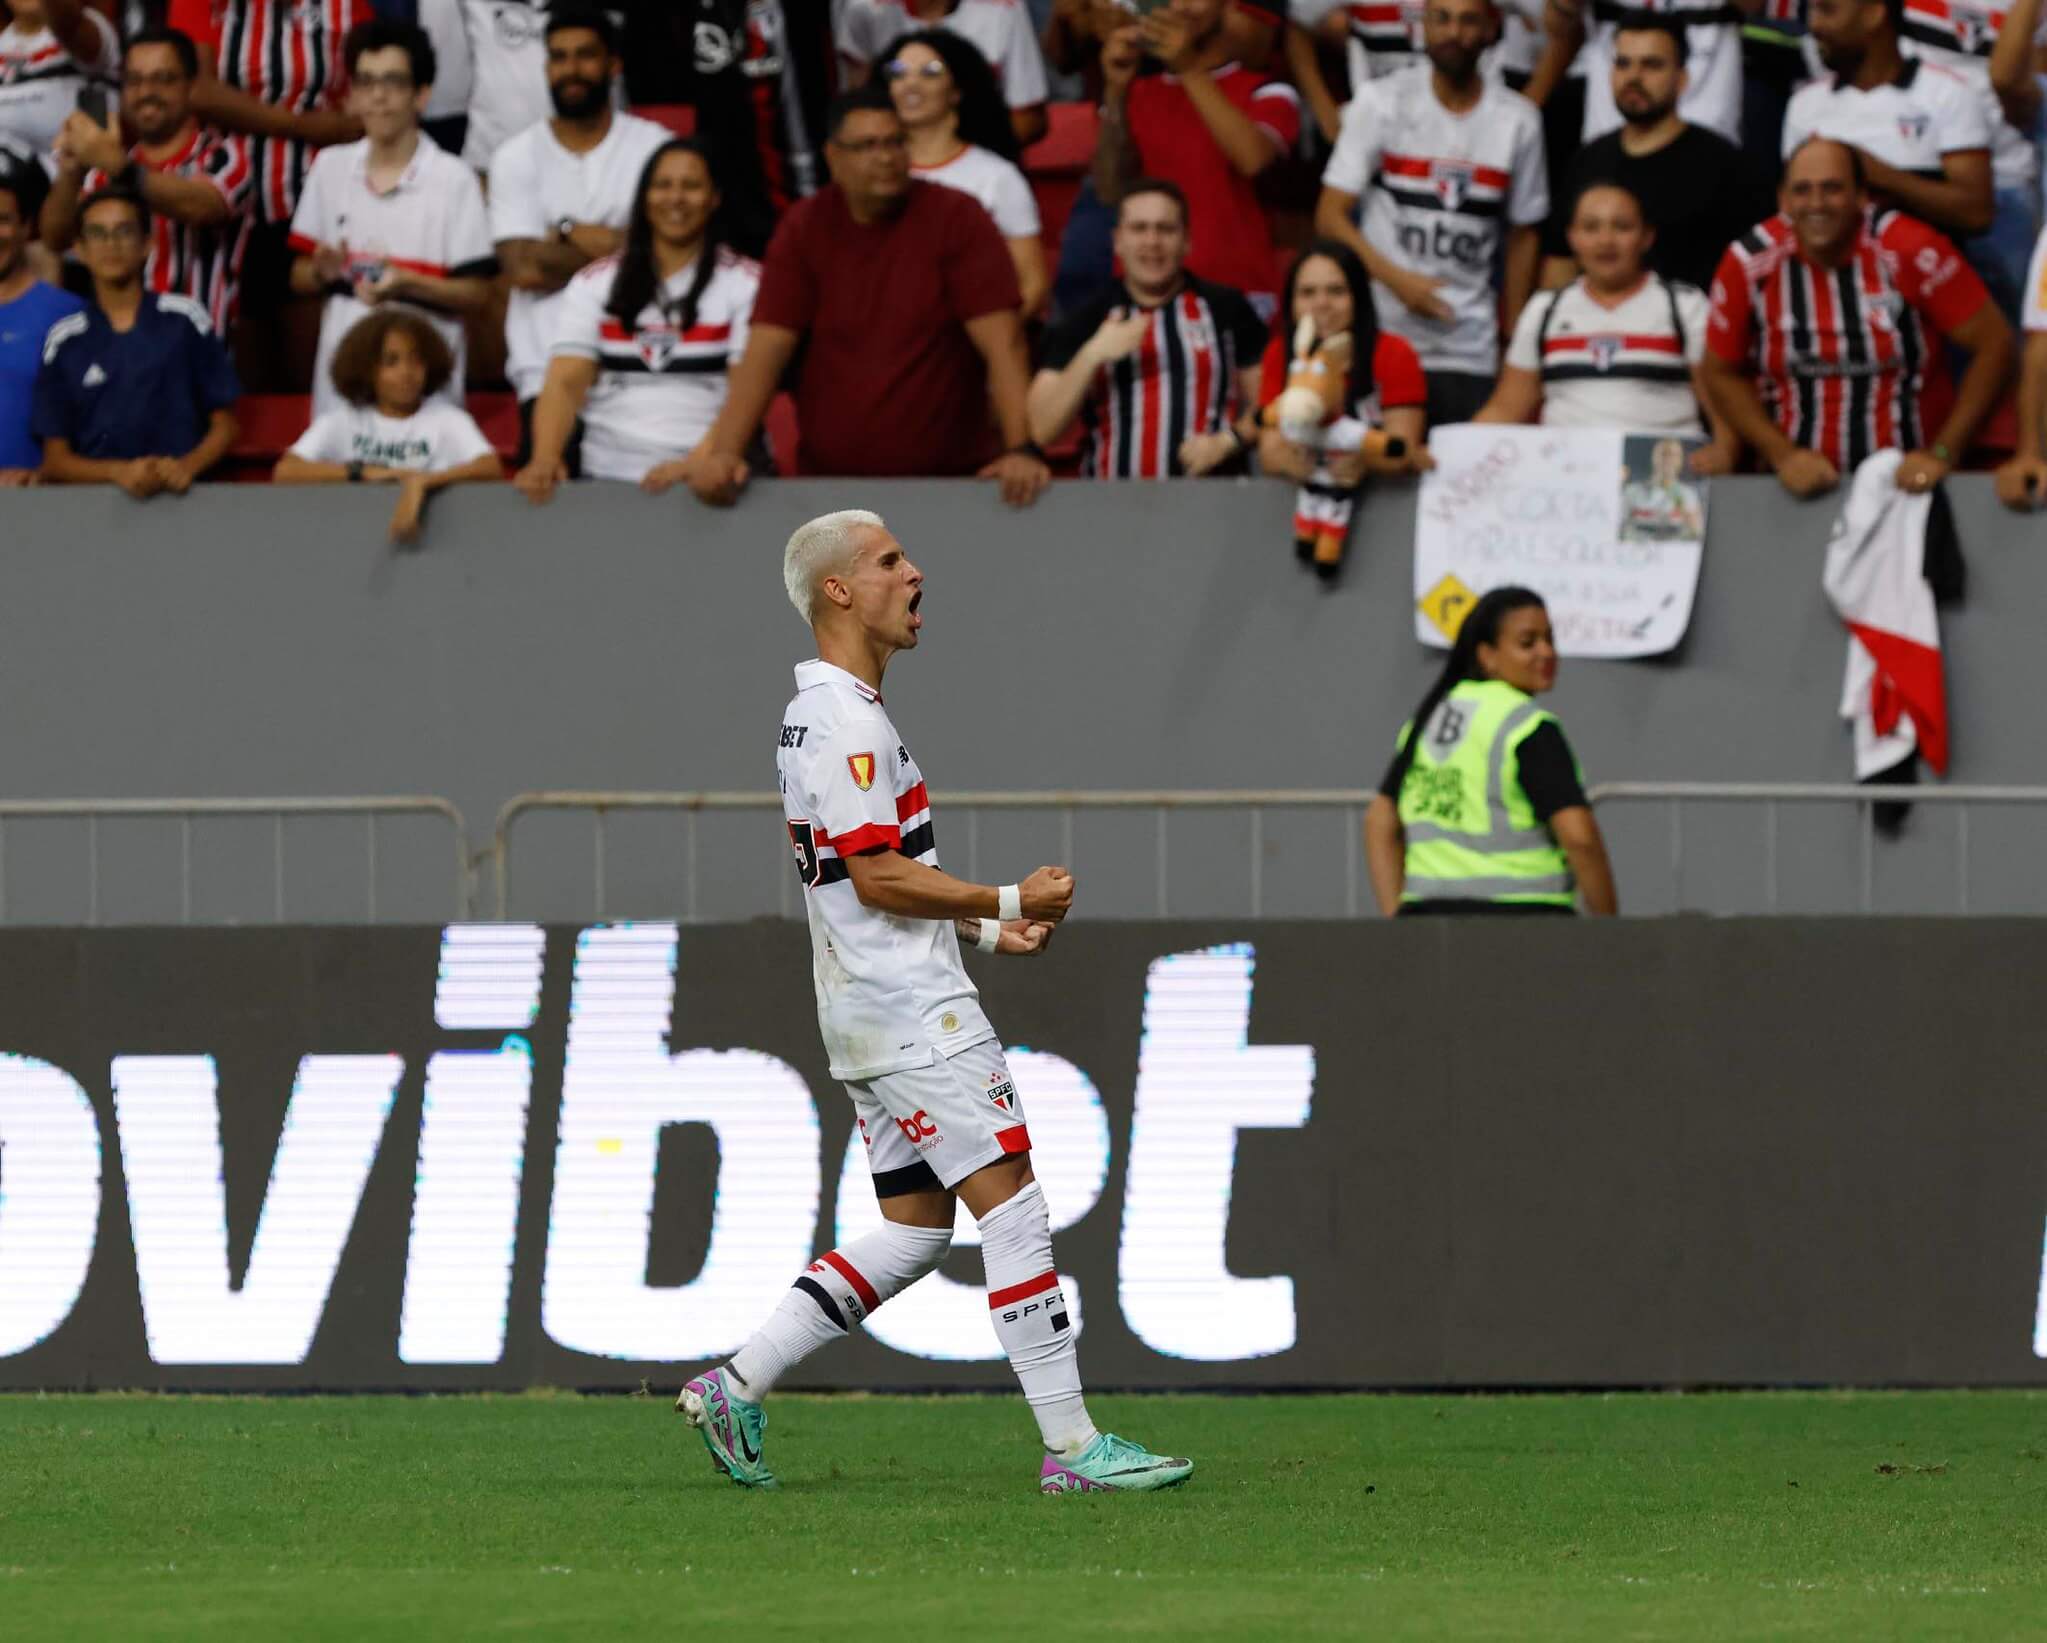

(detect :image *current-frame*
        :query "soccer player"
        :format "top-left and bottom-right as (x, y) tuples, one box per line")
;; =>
(677, 509), (1194, 1497)
(1620, 438), (1705, 541)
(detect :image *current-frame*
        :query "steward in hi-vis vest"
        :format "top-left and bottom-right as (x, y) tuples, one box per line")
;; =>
(1365, 586), (1620, 916)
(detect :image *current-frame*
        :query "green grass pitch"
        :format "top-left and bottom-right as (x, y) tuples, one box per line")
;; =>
(4, 1390), (2045, 1639)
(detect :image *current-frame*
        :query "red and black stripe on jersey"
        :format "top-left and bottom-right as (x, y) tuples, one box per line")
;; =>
(795, 782), (935, 889)
(1900, 0), (2006, 59)
(1080, 281), (1251, 479)
(592, 317), (734, 374)
(1343, 2), (1418, 62)
(89, 128), (252, 330)
(1728, 214), (1928, 472)
(1536, 276), (1694, 388)
(218, 0), (362, 222)
(1372, 152), (1511, 221)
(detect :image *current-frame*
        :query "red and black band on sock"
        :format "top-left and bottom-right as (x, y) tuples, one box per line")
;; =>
(795, 1249), (882, 1332)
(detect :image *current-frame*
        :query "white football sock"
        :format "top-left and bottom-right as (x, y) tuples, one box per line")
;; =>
(977, 1181), (1098, 1457)
(727, 1221), (953, 1400)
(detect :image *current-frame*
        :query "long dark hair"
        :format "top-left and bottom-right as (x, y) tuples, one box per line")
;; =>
(1386, 586), (1549, 794)
(1275, 239), (1379, 406)
(876, 27), (1019, 164)
(606, 139), (735, 335)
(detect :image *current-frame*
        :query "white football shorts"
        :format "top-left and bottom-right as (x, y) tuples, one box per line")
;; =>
(845, 1038), (1032, 1195)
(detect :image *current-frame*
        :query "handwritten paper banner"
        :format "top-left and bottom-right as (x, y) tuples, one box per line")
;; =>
(1413, 426), (1708, 659)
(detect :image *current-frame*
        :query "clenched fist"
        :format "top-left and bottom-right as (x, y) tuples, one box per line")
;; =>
(1019, 865), (1076, 923)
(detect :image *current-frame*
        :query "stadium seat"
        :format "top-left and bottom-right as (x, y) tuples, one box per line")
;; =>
(633, 104), (698, 139)
(1023, 102), (1097, 272)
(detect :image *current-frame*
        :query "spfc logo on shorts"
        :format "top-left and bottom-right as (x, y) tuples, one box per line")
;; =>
(1588, 336), (1622, 373)
(1897, 112), (1930, 143)
(847, 752), (877, 791)
(984, 1074), (1017, 1113)
(1431, 161), (1475, 212)
(636, 326), (679, 371)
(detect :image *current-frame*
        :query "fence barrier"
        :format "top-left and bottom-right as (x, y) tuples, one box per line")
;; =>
(0, 797), (472, 924)
(490, 784), (2047, 921)
(1588, 783), (2047, 915)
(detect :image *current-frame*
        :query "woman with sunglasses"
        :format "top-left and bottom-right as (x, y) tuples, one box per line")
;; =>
(882, 28), (1047, 316)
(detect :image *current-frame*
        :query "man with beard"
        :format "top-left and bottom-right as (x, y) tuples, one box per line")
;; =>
(1703, 137), (2012, 499)
(488, 5), (666, 467)
(1093, 0), (1301, 318)
(1545, 0), (1744, 148)
(1542, 22), (1765, 291)
(1316, 0), (1548, 426)
(42, 27), (254, 335)
(1781, 0), (1992, 243)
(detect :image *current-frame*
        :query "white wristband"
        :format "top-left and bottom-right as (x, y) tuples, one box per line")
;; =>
(976, 917), (1001, 953)
(998, 883), (1023, 922)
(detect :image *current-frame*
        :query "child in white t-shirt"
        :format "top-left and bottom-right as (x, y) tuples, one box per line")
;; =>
(276, 309), (502, 543)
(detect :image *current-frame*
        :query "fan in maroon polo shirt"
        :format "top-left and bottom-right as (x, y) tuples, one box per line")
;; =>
(682, 87), (1049, 505)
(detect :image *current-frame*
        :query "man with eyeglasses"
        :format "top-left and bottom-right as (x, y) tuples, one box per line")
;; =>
(287, 20), (494, 417)
(32, 185), (240, 496)
(42, 26), (254, 336)
(682, 87), (1048, 504)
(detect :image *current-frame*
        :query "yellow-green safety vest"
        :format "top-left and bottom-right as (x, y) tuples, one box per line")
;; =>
(1395, 678), (1577, 907)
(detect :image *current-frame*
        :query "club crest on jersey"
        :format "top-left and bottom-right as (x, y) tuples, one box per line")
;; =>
(985, 1073), (1017, 1112)
(1431, 161), (1475, 212)
(1897, 112), (1930, 143)
(847, 752), (877, 791)
(1951, 12), (1988, 50)
(636, 324), (680, 371)
(1588, 336), (1622, 373)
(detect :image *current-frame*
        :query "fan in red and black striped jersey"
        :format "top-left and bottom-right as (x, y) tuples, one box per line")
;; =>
(1702, 135), (2015, 499)
(44, 27), (253, 335)
(1027, 179), (1266, 479)
(168, 0), (370, 227)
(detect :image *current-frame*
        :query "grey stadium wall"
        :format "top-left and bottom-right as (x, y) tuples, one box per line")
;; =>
(1, 920), (2045, 1392)
(1, 476), (2044, 920)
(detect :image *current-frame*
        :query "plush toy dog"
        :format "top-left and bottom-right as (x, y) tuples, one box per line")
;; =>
(1262, 317), (1407, 574)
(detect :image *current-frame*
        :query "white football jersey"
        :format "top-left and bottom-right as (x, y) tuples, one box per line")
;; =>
(1322, 64), (1548, 375)
(0, 10), (117, 156)
(549, 245), (758, 481)
(1290, 0), (1544, 92)
(910, 143), (1040, 238)
(778, 659), (993, 1082)
(1504, 275), (1709, 433)
(288, 400), (496, 470)
(836, 0), (1048, 108)
(489, 111), (672, 399)
(1898, 0), (2039, 191)
(1781, 59), (1990, 181)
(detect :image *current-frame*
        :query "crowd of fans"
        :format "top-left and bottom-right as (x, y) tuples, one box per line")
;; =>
(0, 0), (2044, 524)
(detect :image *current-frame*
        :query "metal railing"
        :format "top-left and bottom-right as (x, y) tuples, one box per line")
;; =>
(0, 797), (472, 924)
(491, 789), (1378, 920)
(1585, 782), (2047, 915)
(492, 783), (2047, 921)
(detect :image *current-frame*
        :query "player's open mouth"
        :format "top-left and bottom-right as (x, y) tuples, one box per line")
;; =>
(907, 591), (922, 630)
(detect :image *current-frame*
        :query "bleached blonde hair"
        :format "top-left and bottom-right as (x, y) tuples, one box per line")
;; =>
(783, 509), (886, 625)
